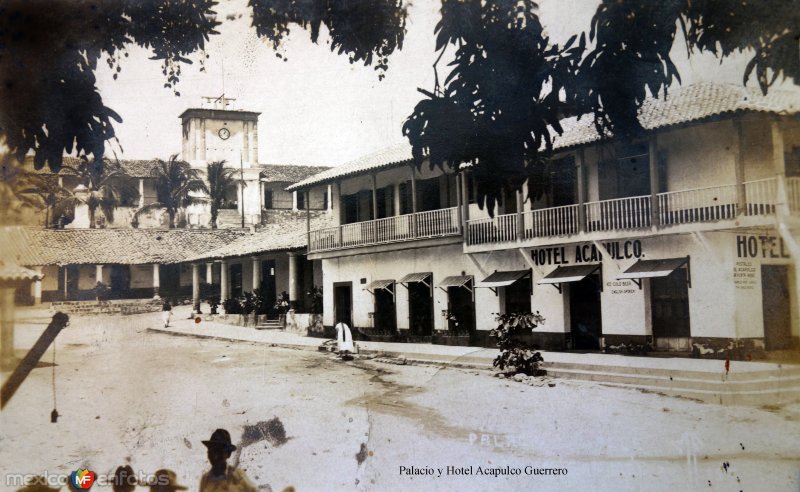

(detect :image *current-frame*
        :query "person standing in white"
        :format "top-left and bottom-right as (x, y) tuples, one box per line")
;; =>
(335, 321), (354, 357)
(162, 299), (173, 328)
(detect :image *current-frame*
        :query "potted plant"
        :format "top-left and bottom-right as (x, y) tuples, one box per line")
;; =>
(207, 295), (220, 315)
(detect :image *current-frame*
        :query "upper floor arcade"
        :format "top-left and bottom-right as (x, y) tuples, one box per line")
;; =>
(290, 83), (800, 258)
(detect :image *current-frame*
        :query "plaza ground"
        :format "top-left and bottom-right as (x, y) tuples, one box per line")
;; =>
(1, 309), (799, 491)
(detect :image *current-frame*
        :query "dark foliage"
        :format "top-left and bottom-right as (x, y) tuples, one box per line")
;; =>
(223, 297), (242, 315)
(491, 311), (545, 375)
(405, 0), (799, 213)
(135, 155), (208, 228)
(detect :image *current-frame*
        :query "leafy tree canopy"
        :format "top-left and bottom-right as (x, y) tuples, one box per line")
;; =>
(0, 0), (407, 173)
(403, 0), (799, 213)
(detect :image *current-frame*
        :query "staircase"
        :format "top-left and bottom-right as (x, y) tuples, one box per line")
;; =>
(543, 360), (800, 406)
(256, 318), (283, 330)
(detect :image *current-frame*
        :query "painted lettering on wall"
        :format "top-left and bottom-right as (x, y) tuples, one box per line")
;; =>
(531, 240), (643, 266)
(605, 280), (637, 295)
(736, 235), (790, 259)
(733, 260), (757, 290)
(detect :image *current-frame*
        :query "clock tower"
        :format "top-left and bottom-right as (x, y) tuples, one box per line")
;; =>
(179, 96), (260, 168)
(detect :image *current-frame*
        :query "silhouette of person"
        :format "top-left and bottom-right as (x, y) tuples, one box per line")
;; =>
(199, 428), (257, 492)
(149, 469), (187, 492)
(162, 299), (173, 328)
(15, 476), (59, 492)
(112, 465), (137, 492)
(335, 321), (354, 358)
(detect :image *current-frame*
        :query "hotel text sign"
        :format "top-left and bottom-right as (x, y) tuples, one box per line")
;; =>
(531, 240), (643, 266)
(736, 235), (789, 259)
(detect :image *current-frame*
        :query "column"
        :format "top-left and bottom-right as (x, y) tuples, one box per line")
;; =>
(251, 257), (260, 292)
(251, 122), (259, 165)
(63, 267), (68, 300)
(327, 184), (333, 212)
(516, 188), (525, 240)
(220, 260), (229, 303)
(648, 135), (660, 227)
(192, 263), (201, 313)
(292, 191), (299, 211)
(95, 264), (103, 284)
(336, 181), (343, 224)
(152, 264), (160, 298)
(0, 286), (15, 370)
(243, 121), (250, 164)
(206, 262), (213, 284)
(461, 171), (470, 222)
(200, 119), (207, 162)
(410, 166), (418, 236)
(32, 267), (42, 305)
(288, 252), (300, 310)
(371, 174), (378, 220)
(734, 120), (746, 215)
(576, 149), (587, 232)
(138, 178), (145, 208)
(189, 118), (197, 162)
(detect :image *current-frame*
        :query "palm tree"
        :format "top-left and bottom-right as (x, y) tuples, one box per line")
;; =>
(206, 160), (239, 229)
(61, 158), (138, 228)
(136, 155), (208, 228)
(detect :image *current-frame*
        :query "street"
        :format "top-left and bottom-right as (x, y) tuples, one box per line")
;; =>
(1, 311), (799, 491)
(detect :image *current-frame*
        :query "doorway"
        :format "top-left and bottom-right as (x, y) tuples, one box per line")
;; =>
(569, 275), (602, 350)
(374, 287), (397, 333)
(447, 285), (475, 334)
(651, 268), (691, 348)
(504, 277), (532, 314)
(408, 281), (434, 336)
(261, 259), (277, 317)
(160, 264), (181, 297)
(762, 265), (792, 350)
(334, 283), (353, 328)
(110, 265), (131, 299)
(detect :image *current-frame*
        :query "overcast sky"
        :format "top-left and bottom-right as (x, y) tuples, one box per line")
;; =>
(95, 0), (765, 167)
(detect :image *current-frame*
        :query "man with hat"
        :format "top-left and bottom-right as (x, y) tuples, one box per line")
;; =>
(199, 428), (257, 492)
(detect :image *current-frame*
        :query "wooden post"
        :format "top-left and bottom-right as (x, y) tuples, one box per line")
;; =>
(152, 264), (160, 298)
(371, 174), (378, 220)
(648, 135), (660, 227)
(516, 188), (525, 240)
(410, 165), (418, 236)
(576, 149), (587, 232)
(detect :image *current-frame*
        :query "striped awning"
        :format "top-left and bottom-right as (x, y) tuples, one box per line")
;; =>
(399, 272), (432, 284)
(367, 279), (394, 290)
(618, 258), (688, 279)
(438, 275), (473, 288)
(475, 270), (530, 289)
(538, 264), (601, 284)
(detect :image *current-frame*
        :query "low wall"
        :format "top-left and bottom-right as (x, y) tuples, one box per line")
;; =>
(285, 312), (323, 336)
(49, 299), (163, 315)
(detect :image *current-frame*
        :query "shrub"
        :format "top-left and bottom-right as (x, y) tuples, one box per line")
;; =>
(223, 297), (241, 314)
(491, 312), (545, 376)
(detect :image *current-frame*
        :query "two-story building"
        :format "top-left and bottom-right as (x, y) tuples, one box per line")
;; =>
(289, 83), (800, 356)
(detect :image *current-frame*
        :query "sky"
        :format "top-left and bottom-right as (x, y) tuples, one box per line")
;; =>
(95, 0), (766, 168)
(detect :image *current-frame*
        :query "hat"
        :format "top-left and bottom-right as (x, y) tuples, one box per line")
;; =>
(202, 428), (237, 453)
(150, 469), (187, 492)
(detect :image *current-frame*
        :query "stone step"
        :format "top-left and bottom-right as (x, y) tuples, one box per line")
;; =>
(542, 360), (800, 381)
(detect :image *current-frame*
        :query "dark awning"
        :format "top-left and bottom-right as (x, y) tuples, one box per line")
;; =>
(438, 275), (473, 288)
(367, 279), (394, 291)
(538, 264), (601, 285)
(618, 258), (688, 279)
(475, 270), (530, 289)
(399, 272), (432, 284)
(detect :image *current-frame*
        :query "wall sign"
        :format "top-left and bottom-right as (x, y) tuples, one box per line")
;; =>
(733, 260), (757, 290)
(532, 240), (643, 266)
(736, 235), (790, 259)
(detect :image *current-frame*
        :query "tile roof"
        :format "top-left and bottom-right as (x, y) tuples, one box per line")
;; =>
(0, 260), (41, 282)
(258, 164), (332, 183)
(26, 157), (329, 184)
(185, 215), (335, 261)
(0, 227), (248, 266)
(288, 82), (800, 189)
(287, 142), (413, 191)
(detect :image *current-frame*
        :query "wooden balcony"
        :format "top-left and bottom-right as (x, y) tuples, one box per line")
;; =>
(466, 177), (794, 249)
(308, 207), (461, 253)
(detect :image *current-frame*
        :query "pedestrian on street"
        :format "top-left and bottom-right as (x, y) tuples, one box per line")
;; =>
(149, 469), (188, 492)
(335, 321), (354, 358)
(162, 299), (173, 328)
(199, 428), (257, 492)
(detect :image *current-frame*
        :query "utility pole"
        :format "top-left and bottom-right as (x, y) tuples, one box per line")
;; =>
(240, 151), (245, 228)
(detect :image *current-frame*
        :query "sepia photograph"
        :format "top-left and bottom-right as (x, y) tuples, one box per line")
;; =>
(1, 0), (799, 490)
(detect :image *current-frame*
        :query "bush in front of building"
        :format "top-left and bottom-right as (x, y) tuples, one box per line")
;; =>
(491, 312), (546, 376)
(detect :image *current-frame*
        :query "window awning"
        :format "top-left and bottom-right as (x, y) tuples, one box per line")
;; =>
(538, 264), (601, 284)
(399, 272), (432, 284)
(475, 270), (530, 289)
(438, 275), (473, 295)
(366, 279), (395, 298)
(618, 257), (691, 288)
(537, 264), (602, 293)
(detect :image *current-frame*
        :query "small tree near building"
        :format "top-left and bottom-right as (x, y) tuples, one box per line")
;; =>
(136, 155), (208, 228)
(491, 312), (545, 376)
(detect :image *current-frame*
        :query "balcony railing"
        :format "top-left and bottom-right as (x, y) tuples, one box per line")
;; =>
(524, 204), (580, 238)
(309, 206), (461, 252)
(466, 213), (517, 246)
(585, 195), (651, 232)
(657, 184), (737, 225)
(788, 177), (800, 213)
(744, 178), (777, 216)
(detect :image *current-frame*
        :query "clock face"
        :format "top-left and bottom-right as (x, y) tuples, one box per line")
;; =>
(218, 127), (230, 140)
